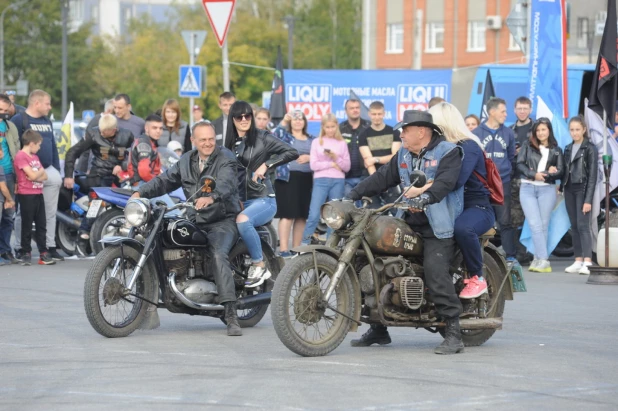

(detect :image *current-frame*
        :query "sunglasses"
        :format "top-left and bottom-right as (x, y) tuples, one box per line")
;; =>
(5, 91), (15, 96)
(233, 113), (252, 122)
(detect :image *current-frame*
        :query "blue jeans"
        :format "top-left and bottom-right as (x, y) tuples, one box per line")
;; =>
(454, 204), (495, 276)
(238, 197), (277, 263)
(520, 183), (557, 260)
(302, 178), (345, 244)
(0, 174), (15, 254)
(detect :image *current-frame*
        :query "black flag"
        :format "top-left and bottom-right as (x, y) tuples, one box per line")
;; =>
(268, 47), (286, 124)
(349, 89), (370, 121)
(588, 0), (618, 128)
(480, 69), (496, 121)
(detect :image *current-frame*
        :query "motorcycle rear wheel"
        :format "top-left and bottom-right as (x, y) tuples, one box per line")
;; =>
(84, 246), (156, 338)
(56, 219), (77, 256)
(271, 253), (355, 357)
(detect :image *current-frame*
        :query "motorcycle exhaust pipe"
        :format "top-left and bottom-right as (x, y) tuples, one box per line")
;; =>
(236, 292), (272, 310)
(168, 273), (224, 311)
(56, 211), (81, 229)
(374, 257), (409, 277)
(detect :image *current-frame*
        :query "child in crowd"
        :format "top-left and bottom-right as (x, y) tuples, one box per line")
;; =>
(561, 116), (598, 275)
(301, 113), (350, 245)
(14, 129), (53, 266)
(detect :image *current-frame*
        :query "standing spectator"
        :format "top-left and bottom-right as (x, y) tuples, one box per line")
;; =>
(213, 91), (236, 147)
(0, 166), (15, 265)
(113, 94), (145, 138)
(517, 118), (564, 273)
(302, 113), (351, 245)
(511, 97), (534, 152)
(11, 90), (63, 262)
(192, 105), (206, 123)
(561, 116), (598, 275)
(464, 114), (480, 131)
(339, 98), (369, 196)
(472, 97), (518, 265)
(273, 110), (315, 257)
(13, 130), (54, 266)
(0, 94), (19, 264)
(255, 108), (271, 130)
(159, 99), (191, 152)
(86, 99), (114, 131)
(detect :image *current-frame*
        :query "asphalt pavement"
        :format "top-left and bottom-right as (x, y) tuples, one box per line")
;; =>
(1, 257), (617, 410)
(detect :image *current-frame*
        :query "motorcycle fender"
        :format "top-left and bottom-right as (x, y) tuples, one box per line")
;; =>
(99, 236), (144, 254)
(291, 245), (362, 332)
(484, 242), (514, 301)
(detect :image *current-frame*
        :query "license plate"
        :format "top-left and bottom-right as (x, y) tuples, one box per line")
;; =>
(86, 200), (103, 218)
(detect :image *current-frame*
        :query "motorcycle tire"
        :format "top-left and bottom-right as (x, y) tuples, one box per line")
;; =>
(440, 251), (506, 347)
(56, 219), (77, 257)
(271, 253), (355, 357)
(221, 241), (279, 328)
(83, 245), (157, 338)
(551, 229), (574, 257)
(90, 208), (125, 255)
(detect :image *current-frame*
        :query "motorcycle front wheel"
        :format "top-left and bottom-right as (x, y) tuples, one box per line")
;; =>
(271, 253), (355, 357)
(83, 246), (156, 338)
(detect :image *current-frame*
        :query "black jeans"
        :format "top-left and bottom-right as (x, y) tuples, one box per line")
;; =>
(564, 183), (593, 259)
(492, 181), (516, 259)
(19, 194), (47, 254)
(79, 174), (116, 233)
(198, 218), (239, 304)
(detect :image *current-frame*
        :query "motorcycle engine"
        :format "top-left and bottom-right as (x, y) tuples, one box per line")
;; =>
(389, 276), (424, 310)
(163, 249), (190, 276)
(175, 278), (218, 304)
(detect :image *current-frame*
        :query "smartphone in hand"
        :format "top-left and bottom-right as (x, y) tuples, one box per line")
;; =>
(324, 148), (331, 153)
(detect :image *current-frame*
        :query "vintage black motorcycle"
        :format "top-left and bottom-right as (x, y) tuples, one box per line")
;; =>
(271, 171), (521, 357)
(83, 176), (278, 338)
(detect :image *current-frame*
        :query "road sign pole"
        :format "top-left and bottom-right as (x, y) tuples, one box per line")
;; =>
(222, 38), (230, 92)
(189, 33), (195, 128)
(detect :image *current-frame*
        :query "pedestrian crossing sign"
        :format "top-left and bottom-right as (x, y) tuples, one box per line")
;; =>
(179, 65), (203, 98)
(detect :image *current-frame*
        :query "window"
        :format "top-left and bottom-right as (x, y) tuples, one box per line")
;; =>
(425, 22), (444, 53)
(69, 0), (83, 22)
(577, 17), (589, 49)
(386, 23), (404, 53)
(91, 4), (98, 21)
(508, 34), (521, 51)
(467, 21), (486, 52)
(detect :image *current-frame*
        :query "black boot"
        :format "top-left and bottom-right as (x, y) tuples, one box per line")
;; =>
(435, 317), (464, 355)
(350, 324), (391, 347)
(223, 302), (242, 336)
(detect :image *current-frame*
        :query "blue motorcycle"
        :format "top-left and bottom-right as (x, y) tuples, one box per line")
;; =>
(55, 171), (91, 256)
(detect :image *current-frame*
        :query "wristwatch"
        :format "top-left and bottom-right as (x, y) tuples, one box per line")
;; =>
(373, 157), (380, 165)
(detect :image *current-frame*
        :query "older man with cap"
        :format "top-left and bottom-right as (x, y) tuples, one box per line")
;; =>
(346, 110), (465, 355)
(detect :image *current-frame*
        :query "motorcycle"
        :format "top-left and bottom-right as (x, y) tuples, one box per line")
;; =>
(83, 176), (280, 338)
(270, 171), (519, 357)
(55, 171), (92, 256)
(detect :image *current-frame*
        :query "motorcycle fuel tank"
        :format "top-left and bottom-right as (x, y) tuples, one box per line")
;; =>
(364, 216), (423, 257)
(165, 219), (208, 247)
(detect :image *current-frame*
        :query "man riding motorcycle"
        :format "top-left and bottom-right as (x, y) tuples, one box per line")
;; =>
(130, 121), (243, 336)
(346, 110), (465, 355)
(64, 114), (135, 248)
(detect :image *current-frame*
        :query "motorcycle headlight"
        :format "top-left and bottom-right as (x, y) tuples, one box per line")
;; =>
(125, 199), (150, 227)
(320, 202), (351, 230)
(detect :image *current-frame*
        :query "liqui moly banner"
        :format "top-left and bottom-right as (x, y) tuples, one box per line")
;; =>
(284, 69), (452, 135)
(528, 0), (568, 119)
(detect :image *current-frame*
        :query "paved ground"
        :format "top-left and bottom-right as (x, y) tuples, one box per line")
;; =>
(1, 257), (617, 410)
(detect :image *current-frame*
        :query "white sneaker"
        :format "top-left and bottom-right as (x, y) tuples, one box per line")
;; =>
(535, 259), (552, 273)
(565, 261), (583, 273)
(579, 262), (593, 275)
(529, 259), (539, 272)
(245, 264), (272, 288)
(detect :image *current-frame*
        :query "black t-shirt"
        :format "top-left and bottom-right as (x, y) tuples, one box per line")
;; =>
(511, 120), (533, 149)
(358, 125), (399, 170)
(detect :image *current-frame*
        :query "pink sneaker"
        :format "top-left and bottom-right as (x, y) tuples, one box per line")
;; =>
(459, 275), (488, 299)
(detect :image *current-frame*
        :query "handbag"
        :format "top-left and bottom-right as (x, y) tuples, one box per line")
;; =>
(473, 152), (504, 206)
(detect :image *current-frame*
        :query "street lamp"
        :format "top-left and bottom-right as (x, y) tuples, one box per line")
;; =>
(1, 0), (27, 94)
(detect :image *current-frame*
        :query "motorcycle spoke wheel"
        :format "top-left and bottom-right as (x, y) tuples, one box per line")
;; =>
(271, 253), (354, 357)
(97, 257), (141, 328)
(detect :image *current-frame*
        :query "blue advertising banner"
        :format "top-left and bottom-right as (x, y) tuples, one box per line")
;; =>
(528, 0), (568, 120)
(284, 69), (452, 135)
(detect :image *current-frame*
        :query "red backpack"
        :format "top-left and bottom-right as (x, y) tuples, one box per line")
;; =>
(473, 153), (504, 206)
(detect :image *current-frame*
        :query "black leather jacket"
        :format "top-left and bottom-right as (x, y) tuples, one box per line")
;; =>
(560, 139), (598, 204)
(137, 146), (241, 224)
(233, 129), (299, 201)
(516, 141), (564, 184)
(64, 127), (134, 177)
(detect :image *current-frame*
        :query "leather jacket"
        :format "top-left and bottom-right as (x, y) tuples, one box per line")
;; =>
(516, 141), (564, 184)
(560, 139), (598, 204)
(233, 129), (299, 201)
(137, 146), (241, 224)
(64, 127), (134, 177)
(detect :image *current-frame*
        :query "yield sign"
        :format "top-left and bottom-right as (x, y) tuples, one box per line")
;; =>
(202, 0), (236, 48)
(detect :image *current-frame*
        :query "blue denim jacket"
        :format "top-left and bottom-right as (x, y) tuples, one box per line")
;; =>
(397, 142), (464, 239)
(272, 126), (315, 182)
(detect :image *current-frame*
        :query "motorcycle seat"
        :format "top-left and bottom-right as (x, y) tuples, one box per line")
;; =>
(111, 188), (135, 196)
(480, 228), (496, 238)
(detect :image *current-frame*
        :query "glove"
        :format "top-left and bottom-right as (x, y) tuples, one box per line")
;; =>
(407, 194), (430, 211)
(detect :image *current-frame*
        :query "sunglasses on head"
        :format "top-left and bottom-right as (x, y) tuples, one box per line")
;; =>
(233, 113), (252, 122)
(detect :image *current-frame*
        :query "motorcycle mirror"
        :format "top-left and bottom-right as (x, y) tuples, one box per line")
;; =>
(199, 175), (217, 194)
(409, 170), (427, 188)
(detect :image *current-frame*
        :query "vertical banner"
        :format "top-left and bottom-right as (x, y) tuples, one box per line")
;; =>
(57, 101), (74, 178)
(528, 0), (568, 120)
(480, 69), (496, 122)
(268, 46), (286, 124)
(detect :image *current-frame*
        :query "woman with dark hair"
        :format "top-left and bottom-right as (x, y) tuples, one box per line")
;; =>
(560, 116), (598, 275)
(464, 114), (481, 131)
(517, 117), (564, 273)
(225, 101), (299, 287)
(273, 110), (315, 258)
(160, 99), (192, 152)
